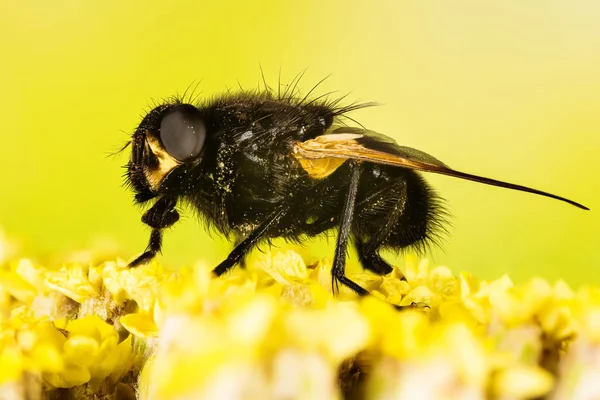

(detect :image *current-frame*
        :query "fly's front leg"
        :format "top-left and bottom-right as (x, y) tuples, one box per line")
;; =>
(129, 196), (179, 267)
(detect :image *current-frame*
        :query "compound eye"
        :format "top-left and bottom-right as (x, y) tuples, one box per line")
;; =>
(159, 105), (206, 162)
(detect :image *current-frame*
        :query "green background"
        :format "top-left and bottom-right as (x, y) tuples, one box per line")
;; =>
(1, 1), (598, 285)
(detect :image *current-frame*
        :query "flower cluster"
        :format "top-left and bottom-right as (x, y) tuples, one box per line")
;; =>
(1, 246), (599, 399)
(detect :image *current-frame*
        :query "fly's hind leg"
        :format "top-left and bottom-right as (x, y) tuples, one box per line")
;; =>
(330, 161), (369, 296)
(354, 178), (408, 281)
(354, 240), (408, 283)
(355, 239), (406, 280)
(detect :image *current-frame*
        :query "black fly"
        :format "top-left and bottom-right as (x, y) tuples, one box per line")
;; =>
(124, 83), (589, 308)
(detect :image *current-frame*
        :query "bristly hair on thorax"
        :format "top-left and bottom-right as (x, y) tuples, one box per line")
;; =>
(118, 72), (379, 199)
(169, 71), (378, 128)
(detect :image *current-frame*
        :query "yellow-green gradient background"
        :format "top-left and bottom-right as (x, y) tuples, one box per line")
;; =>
(1, 1), (598, 285)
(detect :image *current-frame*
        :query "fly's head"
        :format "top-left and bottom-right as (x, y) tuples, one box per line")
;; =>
(126, 102), (207, 203)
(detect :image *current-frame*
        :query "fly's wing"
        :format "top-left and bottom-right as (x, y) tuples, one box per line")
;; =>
(292, 126), (589, 210)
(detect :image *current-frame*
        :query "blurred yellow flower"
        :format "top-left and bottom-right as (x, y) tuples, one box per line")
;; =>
(1, 245), (600, 399)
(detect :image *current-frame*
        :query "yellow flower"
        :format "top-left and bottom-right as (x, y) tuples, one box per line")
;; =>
(44, 264), (99, 304)
(492, 365), (554, 399)
(2, 243), (600, 399)
(0, 347), (24, 384)
(42, 315), (135, 389)
(101, 260), (165, 313)
(247, 250), (309, 285)
(0, 262), (38, 305)
(282, 302), (370, 364)
(120, 313), (159, 338)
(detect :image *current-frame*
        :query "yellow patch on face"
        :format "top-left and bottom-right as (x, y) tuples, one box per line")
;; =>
(144, 132), (181, 190)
